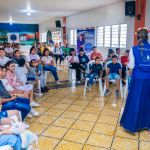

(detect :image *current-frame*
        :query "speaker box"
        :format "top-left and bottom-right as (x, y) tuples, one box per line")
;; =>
(125, 1), (136, 17)
(55, 20), (61, 28)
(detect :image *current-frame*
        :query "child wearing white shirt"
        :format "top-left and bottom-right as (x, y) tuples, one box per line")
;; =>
(0, 49), (10, 66)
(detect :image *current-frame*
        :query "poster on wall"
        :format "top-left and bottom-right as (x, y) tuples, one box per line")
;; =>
(7, 33), (20, 43)
(77, 28), (95, 54)
(19, 32), (36, 45)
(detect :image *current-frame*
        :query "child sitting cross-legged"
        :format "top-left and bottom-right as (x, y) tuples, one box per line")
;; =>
(87, 57), (103, 87)
(104, 55), (122, 98)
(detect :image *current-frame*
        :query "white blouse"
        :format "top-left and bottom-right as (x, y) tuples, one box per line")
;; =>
(127, 48), (135, 69)
(41, 56), (53, 64)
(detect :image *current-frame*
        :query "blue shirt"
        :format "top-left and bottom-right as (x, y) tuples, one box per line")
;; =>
(91, 63), (103, 75)
(107, 63), (121, 75)
(78, 54), (89, 65)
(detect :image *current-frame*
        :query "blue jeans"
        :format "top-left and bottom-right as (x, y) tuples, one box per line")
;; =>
(0, 135), (21, 150)
(43, 65), (59, 81)
(87, 73), (98, 85)
(107, 73), (120, 80)
(2, 97), (31, 121)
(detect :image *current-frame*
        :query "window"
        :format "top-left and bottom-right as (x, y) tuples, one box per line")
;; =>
(70, 29), (77, 45)
(120, 24), (127, 48)
(40, 32), (47, 42)
(52, 31), (61, 43)
(97, 27), (104, 47)
(112, 25), (119, 47)
(104, 26), (111, 47)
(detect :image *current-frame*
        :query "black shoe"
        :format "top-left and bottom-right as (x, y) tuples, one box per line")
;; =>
(41, 87), (48, 93)
(44, 86), (49, 90)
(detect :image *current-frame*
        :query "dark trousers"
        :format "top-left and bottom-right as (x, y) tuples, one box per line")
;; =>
(2, 97), (31, 121)
(122, 65), (127, 79)
(70, 62), (86, 81)
(54, 54), (62, 65)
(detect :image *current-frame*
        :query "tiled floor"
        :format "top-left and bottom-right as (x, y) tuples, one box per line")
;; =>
(25, 84), (150, 150)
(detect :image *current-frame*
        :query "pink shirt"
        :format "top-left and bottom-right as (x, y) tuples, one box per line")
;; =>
(6, 70), (21, 88)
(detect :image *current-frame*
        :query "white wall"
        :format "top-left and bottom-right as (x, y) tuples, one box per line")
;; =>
(145, 0), (150, 28)
(66, 1), (135, 55)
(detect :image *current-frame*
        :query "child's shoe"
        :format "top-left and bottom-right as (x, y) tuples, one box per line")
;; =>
(104, 89), (111, 96)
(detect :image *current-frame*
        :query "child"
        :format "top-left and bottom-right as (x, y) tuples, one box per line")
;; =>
(90, 46), (102, 61)
(54, 43), (63, 66)
(41, 48), (60, 84)
(5, 61), (40, 117)
(0, 48), (10, 66)
(87, 57), (103, 86)
(67, 48), (86, 83)
(104, 55), (122, 98)
(4, 43), (14, 58)
(28, 59), (48, 93)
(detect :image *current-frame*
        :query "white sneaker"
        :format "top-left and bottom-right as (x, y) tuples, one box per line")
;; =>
(27, 113), (33, 118)
(56, 81), (60, 84)
(30, 101), (39, 107)
(30, 108), (40, 117)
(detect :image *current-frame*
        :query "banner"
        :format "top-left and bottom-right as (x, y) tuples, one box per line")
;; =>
(77, 28), (95, 54)
(7, 33), (20, 43)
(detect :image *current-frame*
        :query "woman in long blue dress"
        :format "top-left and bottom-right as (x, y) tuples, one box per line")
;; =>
(120, 28), (150, 133)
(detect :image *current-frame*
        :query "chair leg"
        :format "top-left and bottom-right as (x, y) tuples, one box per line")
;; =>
(84, 78), (89, 96)
(124, 80), (128, 100)
(120, 80), (123, 98)
(103, 80), (106, 96)
(99, 78), (104, 97)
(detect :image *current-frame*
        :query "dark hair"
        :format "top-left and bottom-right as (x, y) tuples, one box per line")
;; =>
(0, 65), (2, 69)
(79, 47), (84, 52)
(29, 59), (37, 67)
(14, 50), (20, 54)
(5, 60), (15, 68)
(30, 46), (36, 54)
(92, 46), (97, 50)
(108, 51), (114, 58)
(112, 55), (118, 59)
(125, 50), (130, 53)
(108, 48), (113, 53)
(69, 48), (76, 56)
(116, 48), (120, 52)
(43, 48), (50, 56)
(0, 48), (4, 51)
(18, 58), (26, 67)
(95, 57), (100, 61)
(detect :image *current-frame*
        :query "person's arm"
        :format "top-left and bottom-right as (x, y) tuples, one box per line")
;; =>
(128, 48), (135, 69)
(1, 96), (17, 104)
(106, 67), (110, 77)
(119, 69), (122, 79)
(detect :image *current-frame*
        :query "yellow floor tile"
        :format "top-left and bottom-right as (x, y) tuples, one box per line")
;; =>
(67, 104), (86, 112)
(73, 100), (90, 106)
(139, 131), (150, 142)
(53, 117), (76, 128)
(115, 126), (138, 140)
(45, 108), (64, 117)
(83, 145), (107, 150)
(77, 95), (93, 101)
(86, 133), (113, 148)
(42, 125), (68, 139)
(34, 107), (49, 114)
(71, 120), (94, 132)
(93, 123), (116, 136)
(79, 113), (99, 122)
(29, 123), (48, 135)
(63, 129), (90, 144)
(112, 137), (138, 150)
(46, 97), (61, 103)
(37, 136), (59, 150)
(61, 110), (81, 119)
(40, 101), (56, 107)
(97, 115), (118, 126)
(101, 109), (120, 117)
(88, 101), (104, 108)
(34, 115), (57, 125)
(59, 98), (76, 104)
(83, 106), (102, 114)
(55, 140), (83, 150)
(140, 141), (150, 150)
(52, 104), (70, 110)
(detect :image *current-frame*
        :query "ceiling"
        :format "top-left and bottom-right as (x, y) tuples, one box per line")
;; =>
(0, 0), (121, 24)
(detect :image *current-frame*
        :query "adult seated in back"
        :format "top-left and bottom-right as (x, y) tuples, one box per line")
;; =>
(116, 48), (121, 59)
(121, 50), (129, 84)
(63, 43), (70, 58)
(4, 43), (14, 58)
(90, 46), (102, 61)
(0, 48), (10, 66)
(78, 47), (89, 69)
(67, 48), (86, 83)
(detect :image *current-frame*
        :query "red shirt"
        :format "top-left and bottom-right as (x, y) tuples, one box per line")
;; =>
(121, 55), (129, 65)
(90, 52), (102, 60)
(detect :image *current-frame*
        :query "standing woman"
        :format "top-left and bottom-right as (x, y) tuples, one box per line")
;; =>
(120, 28), (150, 133)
